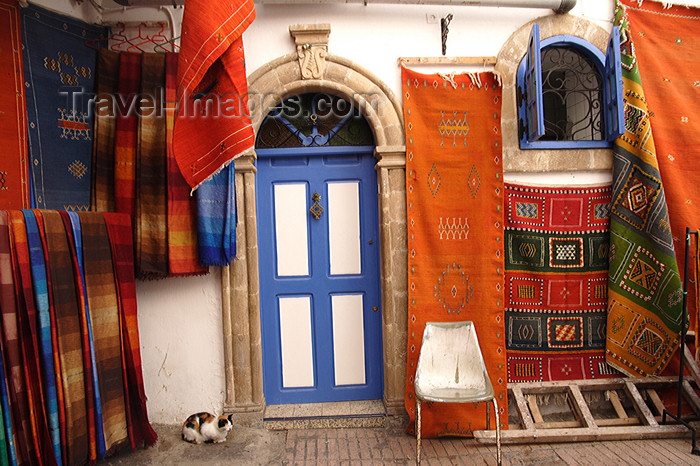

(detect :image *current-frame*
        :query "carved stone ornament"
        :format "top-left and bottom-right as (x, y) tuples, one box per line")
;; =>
(289, 23), (331, 80)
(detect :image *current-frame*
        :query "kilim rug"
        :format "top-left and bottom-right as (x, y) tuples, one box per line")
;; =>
(0, 0), (30, 209)
(34, 211), (69, 463)
(78, 213), (128, 454)
(60, 211), (98, 462)
(103, 213), (158, 450)
(196, 165), (236, 266)
(114, 52), (141, 216)
(92, 49), (120, 212)
(166, 52), (208, 277)
(605, 2), (685, 377)
(23, 210), (62, 465)
(504, 183), (622, 382)
(135, 53), (168, 280)
(41, 211), (89, 465)
(0, 337), (16, 465)
(21, 4), (108, 211)
(173, 0), (255, 190)
(0, 211), (34, 464)
(66, 212), (105, 460)
(617, 0), (700, 352)
(7, 211), (56, 465)
(403, 67), (507, 437)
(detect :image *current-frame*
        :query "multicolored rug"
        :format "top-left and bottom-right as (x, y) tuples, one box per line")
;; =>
(173, 0), (255, 190)
(21, 3), (107, 211)
(92, 49), (120, 212)
(617, 0), (700, 354)
(41, 210), (89, 465)
(135, 53), (168, 280)
(196, 165), (236, 266)
(103, 213), (158, 450)
(79, 213), (128, 454)
(113, 52), (141, 216)
(0, 0), (30, 210)
(605, 1), (685, 377)
(7, 211), (56, 464)
(0, 211), (34, 464)
(166, 52), (208, 276)
(23, 209), (62, 465)
(504, 183), (621, 382)
(403, 67), (507, 437)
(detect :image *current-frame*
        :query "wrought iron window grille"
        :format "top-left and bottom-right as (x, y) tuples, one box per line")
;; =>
(540, 46), (603, 142)
(255, 93), (374, 149)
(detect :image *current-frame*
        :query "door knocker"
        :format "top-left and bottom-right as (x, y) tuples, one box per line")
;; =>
(309, 191), (324, 219)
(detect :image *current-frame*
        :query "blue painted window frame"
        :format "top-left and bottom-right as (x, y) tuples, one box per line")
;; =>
(517, 26), (624, 150)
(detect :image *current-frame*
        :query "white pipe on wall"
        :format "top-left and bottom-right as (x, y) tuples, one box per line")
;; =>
(255, 0), (577, 13)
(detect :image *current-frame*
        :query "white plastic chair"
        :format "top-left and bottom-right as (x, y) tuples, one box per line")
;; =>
(414, 321), (501, 465)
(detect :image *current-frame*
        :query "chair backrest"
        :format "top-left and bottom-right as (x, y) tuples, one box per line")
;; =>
(414, 321), (494, 402)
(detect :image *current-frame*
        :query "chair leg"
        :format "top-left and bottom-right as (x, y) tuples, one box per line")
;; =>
(492, 398), (501, 466)
(416, 399), (422, 464)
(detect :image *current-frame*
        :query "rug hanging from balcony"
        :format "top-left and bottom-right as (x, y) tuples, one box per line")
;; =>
(617, 0), (700, 354)
(0, 0), (30, 210)
(21, 3), (108, 211)
(403, 67), (507, 437)
(504, 183), (622, 382)
(604, 1), (685, 377)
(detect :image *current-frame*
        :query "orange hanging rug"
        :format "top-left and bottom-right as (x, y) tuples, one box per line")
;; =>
(403, 67), (508, 437)
(173, 0), (256, 190)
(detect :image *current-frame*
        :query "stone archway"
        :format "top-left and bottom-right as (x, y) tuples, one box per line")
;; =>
(222, 24), (408, 425)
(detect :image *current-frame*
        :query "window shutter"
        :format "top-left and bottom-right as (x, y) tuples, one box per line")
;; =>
(525, 24), (544, 142)
(604, 26), (625, 140)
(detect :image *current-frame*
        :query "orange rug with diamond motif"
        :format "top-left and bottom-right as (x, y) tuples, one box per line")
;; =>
(403, 67), (507, 437)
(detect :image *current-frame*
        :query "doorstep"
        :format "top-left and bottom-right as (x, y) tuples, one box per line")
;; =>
(263, 399), (386, 430)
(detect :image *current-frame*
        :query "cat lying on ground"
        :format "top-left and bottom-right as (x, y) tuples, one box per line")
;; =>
(181, 412), (233, 444)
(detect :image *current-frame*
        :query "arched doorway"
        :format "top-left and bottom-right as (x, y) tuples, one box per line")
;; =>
(255, 93), (383, 404)
(222, 37), (408, 423)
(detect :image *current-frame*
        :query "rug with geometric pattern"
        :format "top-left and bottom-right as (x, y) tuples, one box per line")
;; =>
(505, 183), (622, 382)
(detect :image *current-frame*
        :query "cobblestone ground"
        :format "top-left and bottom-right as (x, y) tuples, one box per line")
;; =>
(283, 426), (700, 465)
(99, 423), (700, 465)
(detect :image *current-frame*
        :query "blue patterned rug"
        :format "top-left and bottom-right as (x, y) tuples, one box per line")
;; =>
(21, 4), (108, 211)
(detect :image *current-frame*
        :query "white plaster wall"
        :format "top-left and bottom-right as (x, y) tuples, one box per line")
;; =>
(136, 269), (225, 424)
(29, 0), (617, 424)
(244, 1), (614, 97)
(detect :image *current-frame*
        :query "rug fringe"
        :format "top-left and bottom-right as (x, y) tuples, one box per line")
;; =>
(188, 148), (251, 195)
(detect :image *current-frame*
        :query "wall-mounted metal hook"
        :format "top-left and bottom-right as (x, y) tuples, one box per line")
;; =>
(441, 14), (453, 56)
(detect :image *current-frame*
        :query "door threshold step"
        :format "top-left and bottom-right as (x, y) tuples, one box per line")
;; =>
(264, 400), (386, 430)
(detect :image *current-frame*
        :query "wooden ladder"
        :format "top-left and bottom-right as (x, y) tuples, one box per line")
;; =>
(474, 375), (700, 444)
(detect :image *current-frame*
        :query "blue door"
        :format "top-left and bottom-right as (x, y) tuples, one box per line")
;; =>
(256, 146), (383, 405)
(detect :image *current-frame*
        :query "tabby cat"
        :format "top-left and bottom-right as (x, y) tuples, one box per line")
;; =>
(181, 412), (233, 444)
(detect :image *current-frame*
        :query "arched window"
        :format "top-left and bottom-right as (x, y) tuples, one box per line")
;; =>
(255, 93), (374, 150)
(516, 24), (624, 149)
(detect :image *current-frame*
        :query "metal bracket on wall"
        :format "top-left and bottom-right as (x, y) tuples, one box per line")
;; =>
(441, 14), (453, 56)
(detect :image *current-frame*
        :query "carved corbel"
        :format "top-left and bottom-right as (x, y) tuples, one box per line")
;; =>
(289, 24), (331, 80)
